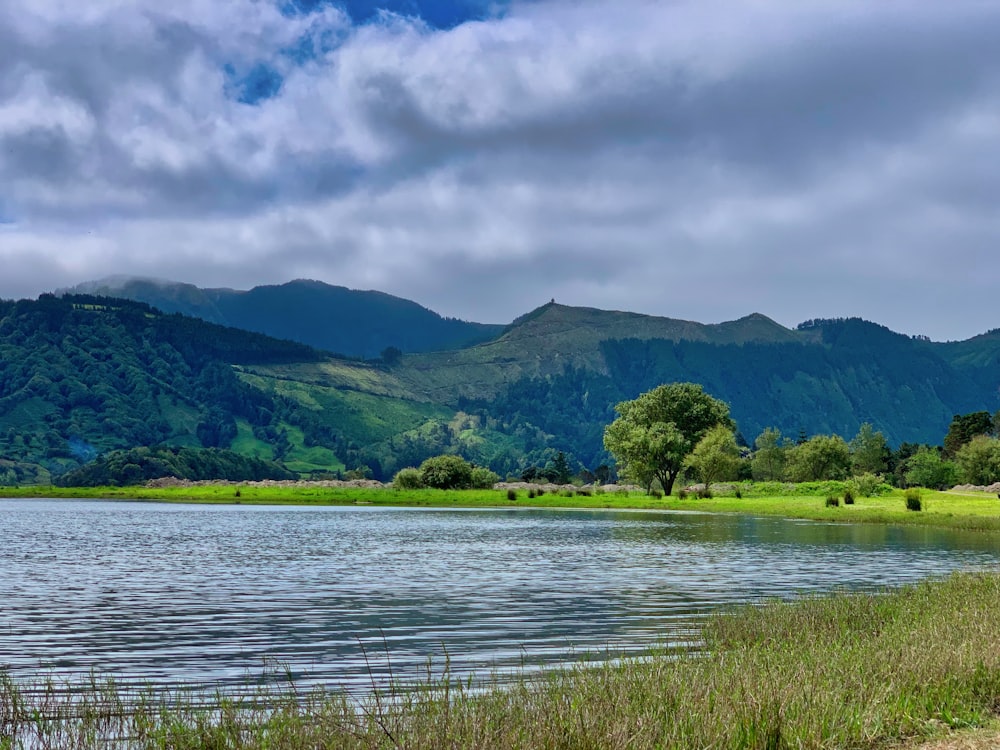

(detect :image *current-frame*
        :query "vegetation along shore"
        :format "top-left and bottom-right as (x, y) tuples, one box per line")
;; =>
(3, 571), (1000, 749)
(5, 480), (1000, 532)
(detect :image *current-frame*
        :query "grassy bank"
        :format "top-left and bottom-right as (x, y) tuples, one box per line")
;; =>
(4, 483), (1000, 531)
(4, 571), (1000, 749)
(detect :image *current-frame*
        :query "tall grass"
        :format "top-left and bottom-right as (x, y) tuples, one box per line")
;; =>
(4, 571), (1000, 748)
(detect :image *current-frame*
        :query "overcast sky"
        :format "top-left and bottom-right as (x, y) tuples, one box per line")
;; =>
(1, 0), (998, 341)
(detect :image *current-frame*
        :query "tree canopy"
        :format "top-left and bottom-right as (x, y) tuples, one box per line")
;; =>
(603, 382), (733, 495)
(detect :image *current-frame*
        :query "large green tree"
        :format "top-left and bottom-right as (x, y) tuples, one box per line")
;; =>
(603, 382), (733, 495)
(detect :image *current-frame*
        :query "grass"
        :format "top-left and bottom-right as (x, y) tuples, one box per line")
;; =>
(4, 571), (1000, 748)
(4, 484), (1000, 532)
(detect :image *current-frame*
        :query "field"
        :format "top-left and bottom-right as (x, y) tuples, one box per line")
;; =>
(3, 571), (1000, 748)
(4, 483), (1000, 532)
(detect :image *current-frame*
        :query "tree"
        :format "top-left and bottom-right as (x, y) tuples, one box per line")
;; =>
(751, 428), (788, 481)
(419, 454), (473, 489)
(903, 447), (958, 490)
(943, 411), (994, 457)
(603, 383), (733, 495)
(954, 436), (1000, 486)
(550, 451), (571, 484)
(786, 434), (851, 482)
(380, 346), (403, 366)
(687, 425), (742, 489)
(850, 423), (889, 475)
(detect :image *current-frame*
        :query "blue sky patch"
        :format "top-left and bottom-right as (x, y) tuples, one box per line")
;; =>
(226, 62), (284, 105)
(282, 0), (507, 29)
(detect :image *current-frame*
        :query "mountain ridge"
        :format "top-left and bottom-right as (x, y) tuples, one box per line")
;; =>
(2, 285), (998, 484)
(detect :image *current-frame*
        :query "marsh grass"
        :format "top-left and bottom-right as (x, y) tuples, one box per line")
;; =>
(4, 572), (1000, 749)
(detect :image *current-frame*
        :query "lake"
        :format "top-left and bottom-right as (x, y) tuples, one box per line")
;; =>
(1, 499), (998, 694)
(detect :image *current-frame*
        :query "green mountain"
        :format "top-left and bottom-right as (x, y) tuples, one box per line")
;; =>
(2, 294), (998, 485)
(63, 277), (505, 358)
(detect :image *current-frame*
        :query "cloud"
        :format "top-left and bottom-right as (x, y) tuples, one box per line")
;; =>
(1, 0), (999, 340)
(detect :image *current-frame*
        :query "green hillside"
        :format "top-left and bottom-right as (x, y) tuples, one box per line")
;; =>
(2, 293), (998, 485)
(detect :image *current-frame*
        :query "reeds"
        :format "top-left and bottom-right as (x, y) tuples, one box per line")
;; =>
(4, 571), (1000, 748)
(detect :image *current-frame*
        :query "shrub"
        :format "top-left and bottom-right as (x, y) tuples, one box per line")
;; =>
(905, 489), (923, 512)
(594, 487), (605, 496)
(825, 495), (840, 507)
(697, 487), (713, 499)
(393, 467), (425, 489)
(527, 489), (536, 499)
(536, 488), (546, 497)
(676, 488), (689, 500)
(848, 472), (884, 498)
(506, 489), (517, 501)
(470, 466), (500, 489)
(576, 488), (591, 497)
(843, 489), (854, 505)
(649, 489), (663, 499)
(418, 455), (472, 489)
(734, 488), (742, 499)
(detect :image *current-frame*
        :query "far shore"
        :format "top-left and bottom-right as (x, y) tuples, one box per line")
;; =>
(4, 481), (1000, 532)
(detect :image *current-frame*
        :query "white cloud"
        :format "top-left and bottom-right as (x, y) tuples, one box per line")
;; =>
(1, 0), (999, 340)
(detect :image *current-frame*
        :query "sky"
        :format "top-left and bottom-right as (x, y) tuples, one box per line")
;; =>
(1, 0), (999, 341)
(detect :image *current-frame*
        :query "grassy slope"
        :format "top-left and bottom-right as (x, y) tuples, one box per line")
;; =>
(238, 366), (452, 445)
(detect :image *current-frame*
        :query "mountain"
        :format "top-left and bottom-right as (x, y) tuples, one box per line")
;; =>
(61, 277), (505, 358)
(2, 293), (998, 485)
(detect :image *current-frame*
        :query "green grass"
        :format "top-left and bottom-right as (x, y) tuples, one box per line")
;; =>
(4, 571), (1000, 748)
(238, 370), (451, 445)
(4, 485), (1000, 531)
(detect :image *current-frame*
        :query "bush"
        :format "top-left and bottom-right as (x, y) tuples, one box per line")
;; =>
(418, 455), (473, 489)
(676, 488), (689, 500)
(506, 489), (517, 501)
(469, 466), (500, 489)
(697, 487), (713, 499)
(576, 488), (591, 497)
(393, 467), (424, 490)
(843, 489), (855, 505)
(825, 495), (840, 507)
(649, 489), (663, 499)
(734, 488), (742, 499)
(527, 489), (536, 499)
(905, 489), (923, 512)
(848, 472), (885, 498)
(536, 488), (546, 497)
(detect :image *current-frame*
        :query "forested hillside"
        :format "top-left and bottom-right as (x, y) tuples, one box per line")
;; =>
(2, 293), (998, 485)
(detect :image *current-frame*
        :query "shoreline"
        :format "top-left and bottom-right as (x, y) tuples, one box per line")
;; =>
(4, 482), (1000, 532)
(4, 571), (1000, 749)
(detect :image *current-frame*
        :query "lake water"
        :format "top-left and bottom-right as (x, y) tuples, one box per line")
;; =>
(1, 499), (998, 694)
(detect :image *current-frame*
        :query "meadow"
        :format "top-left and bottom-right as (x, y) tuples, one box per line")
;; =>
(5, 482), (1000, 532)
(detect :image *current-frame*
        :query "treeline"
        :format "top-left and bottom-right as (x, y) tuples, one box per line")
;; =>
(735, 410), (1000, 490)
(56, 446), (295, 486)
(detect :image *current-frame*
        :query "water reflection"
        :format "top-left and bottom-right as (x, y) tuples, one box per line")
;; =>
(1, 500), (997, 691)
